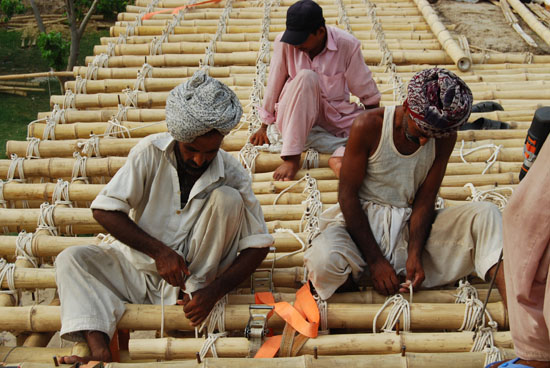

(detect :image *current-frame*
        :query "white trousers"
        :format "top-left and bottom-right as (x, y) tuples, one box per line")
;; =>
(304, 201), (503, 300)
(56, 186), (245, 342)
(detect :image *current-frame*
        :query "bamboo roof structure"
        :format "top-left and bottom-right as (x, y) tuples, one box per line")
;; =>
(1, 0), (549, 365)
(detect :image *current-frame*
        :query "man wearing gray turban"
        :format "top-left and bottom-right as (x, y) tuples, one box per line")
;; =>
(304, 68), (506, 306)
(55, 71), (273, 364)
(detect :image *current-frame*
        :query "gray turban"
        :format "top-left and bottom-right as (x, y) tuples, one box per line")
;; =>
(165, 70), (243, 143)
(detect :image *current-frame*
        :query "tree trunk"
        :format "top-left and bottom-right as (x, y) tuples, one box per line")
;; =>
(66, 27), (80, 71)
(29, 0), (46, 33)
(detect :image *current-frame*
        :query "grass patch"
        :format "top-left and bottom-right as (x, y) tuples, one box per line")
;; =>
(0, 29), (109, 159)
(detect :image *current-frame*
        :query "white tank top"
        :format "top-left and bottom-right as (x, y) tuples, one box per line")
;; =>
(358, 105), (436, 208)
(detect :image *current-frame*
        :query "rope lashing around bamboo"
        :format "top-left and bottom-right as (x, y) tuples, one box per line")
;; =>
(464, 183), (514, 211)
(440, 184), (518, 201)
(126, 331), (513, 360)
(0, 302), (508, 332)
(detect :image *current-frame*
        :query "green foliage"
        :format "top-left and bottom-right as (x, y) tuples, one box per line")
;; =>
(0, 0), (25, 22)
(37, 31), (70, 71)
(74, 0), (133, 22)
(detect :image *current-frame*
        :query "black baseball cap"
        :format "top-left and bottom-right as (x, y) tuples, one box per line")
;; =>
(281, 0), (325, 46)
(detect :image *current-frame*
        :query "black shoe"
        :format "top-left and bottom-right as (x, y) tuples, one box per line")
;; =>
(459, 118), (510, 130)
(471, 101), (504, 114)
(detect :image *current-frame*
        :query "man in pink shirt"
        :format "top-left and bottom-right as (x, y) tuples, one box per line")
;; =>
(250, 0), (381, 180)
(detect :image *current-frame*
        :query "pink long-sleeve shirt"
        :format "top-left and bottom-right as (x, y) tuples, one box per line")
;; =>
(258, 26), (381, 137)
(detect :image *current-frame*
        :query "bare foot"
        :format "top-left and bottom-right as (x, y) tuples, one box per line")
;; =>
(328, 157), (343, 178)
(58, 330), (112, 364)
(273, 155), (301, 181)
(58, 351), (110, 364)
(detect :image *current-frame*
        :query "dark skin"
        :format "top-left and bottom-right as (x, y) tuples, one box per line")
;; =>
(59, 130), (269, 364)
(339, 106), (507, 303)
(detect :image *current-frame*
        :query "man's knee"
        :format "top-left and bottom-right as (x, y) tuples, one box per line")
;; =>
(294, 69), (320, 88)
(208, 186), (243, 214)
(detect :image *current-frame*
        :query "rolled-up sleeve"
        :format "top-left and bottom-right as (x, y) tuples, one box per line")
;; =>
(90, 144), (151, 214)
(345, 42), (381, 107)
(259, 35), (289, 125)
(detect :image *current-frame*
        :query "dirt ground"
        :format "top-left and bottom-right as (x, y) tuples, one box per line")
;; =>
(434, 0), (550, 54)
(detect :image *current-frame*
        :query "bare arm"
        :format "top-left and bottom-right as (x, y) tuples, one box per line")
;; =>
(339, 109), (400, 295)
(180, 247), (269, 326)
(401, 133), (456, 292)
(92, 209), (189, 288)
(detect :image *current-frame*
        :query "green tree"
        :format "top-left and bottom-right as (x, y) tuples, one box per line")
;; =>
(37, 31), (70, 70)
(0, 0), (25, 22)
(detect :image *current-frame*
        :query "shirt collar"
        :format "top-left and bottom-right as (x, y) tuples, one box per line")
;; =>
(151, 133), (226, 197)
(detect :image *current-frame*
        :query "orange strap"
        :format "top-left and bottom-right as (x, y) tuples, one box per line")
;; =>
(254, 284), (320, 358)
(143, 0), (222, 20)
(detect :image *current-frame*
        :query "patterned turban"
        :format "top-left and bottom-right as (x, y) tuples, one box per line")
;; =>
(165, 70), (243, 143)
(405, 68), (473, 138)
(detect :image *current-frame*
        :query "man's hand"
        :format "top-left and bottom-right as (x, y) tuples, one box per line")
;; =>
(400, 255), (425, 293)
(177, 287), (220, 327)
(154, 246), (189, 288)
(370, 258), (400, 295)
(249, 124), (270, 146)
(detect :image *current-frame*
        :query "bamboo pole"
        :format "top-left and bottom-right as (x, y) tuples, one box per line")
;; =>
(412, 0), (471, 71)
(0, 343), (90, 363)
(0, 267), (304, 289)
(7, 351), (518, 368)
(128, 331), (512, 360)
(0, 302), (508, 332)
(0, 71), (73, 81)
(229, 287), (502, 304)
(507, 0), (550, 46)
(439, 184), (517, 200)
(0, 231), (307, 257)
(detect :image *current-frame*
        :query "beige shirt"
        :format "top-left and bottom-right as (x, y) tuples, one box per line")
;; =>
(91, 132), (273, 274)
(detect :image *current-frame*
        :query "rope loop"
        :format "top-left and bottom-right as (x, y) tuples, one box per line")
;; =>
(372, 294), (411, 333)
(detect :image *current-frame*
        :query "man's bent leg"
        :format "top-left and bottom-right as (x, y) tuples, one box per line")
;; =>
(275, 70), (322, 180)
(56, 244), (150, 362)
(422, 202), (504, 300)
(58, 331), (110, 364)
(184, 186), (245, 293)
(304, 224), (366, 300)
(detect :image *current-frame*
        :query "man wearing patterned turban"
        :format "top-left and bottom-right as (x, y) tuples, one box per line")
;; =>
(55, 71), (272, 364)
(305, 68), (507, 307)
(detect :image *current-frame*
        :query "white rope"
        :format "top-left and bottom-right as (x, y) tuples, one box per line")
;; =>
(150, 36), (164, 56)
(434, 195), (445, 210)
(78, 135), (102, 158)
(7, 154), (26, 183)
(71, 152), (89, 183)
(457, 294), (497, 332)
(0, 258), (16, 295)
(62, 89), (76, 110)
(116, 104), (130, 122)
(74, 75), (87, 94)
(454, 279), (479, 304)
(86, 53), (109, 80)
(26, 117), (48, 140)
(372, 294), (411, 333)
(15, 231), (38, 268)
(273, 228), (307, 262)
(0, 181), (10, 233)
(25, 138), (41, 159)
(50, 104), (66, 124)
(484, 345), (504, 366)
(238, 143), (259, 176)
(122, 88), (139, 108)
(52, 179), (71, 205)
(458, 141), (503, 175)
(134, 69), (148, 92)
(42, 116), (57, 140)
(107, 41), (116, 57)
(314, 294), (329, 334)
(36, 202), (58, 236)
(197, 295), (228, 360)
(464, 183), (513, 211)
(301, 148), (319, 170)
(104, 117), (132, 139)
